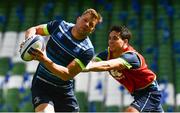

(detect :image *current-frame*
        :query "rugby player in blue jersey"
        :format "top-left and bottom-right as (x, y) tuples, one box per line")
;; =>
(21, 8), (102, 112)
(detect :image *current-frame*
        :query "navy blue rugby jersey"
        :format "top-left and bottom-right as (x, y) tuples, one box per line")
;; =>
(34, 20), (95, 86)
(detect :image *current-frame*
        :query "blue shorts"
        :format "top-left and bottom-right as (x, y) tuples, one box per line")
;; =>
(31, 76), (79, 112)
(131, 81), (164, 112)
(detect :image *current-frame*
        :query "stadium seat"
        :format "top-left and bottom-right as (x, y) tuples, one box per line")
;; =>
(26, 61), (39, 74)
(105, 76), (121, 112)
(3, 88), (20, 112)
(0, 32), (2, 46)
(18, 88), (33, 112)
(88, 72), (107, 111)
(177, 93), (180, 111)
(11, 62), (26, 75)
(66, 0), (79, 23)
(89, 101), (105, 112)
(159, 82), (175, 111)
(20, 1), (36, 31)
(0, 0), (7, 31)
(0, 76), (4, 108)
(75, 92), (88, 112)
(0, 32), (18, 57)
(18, 101), (33, 112)
(105, 75), (133, 111)
(52, 0), (65, 21)
(80, 0), (94, 16)
(35, 1), (53, 24)
(106, 105), (119, 112)
(4, 0), (22, 31)
(75, 72), (90, 111)
(13, 31), (25, 62)
(3, 75), (23, 112)
(0, 57), (12, 75)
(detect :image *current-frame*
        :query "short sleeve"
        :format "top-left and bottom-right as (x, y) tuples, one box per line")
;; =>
(47, 20), (62, 34)
(96, 50), (108, 61)
(75, 48), (95, 69)
(120, 52), (141, 69)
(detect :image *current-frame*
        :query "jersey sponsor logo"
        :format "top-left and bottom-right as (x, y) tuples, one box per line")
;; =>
(34, 97), (41, 105)
(133, 101), (140, 108)
(110, 70), (125, 80)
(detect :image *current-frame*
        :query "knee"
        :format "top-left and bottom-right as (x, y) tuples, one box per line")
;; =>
(124, 106), (139, 113)
(35, 103), (55, 113)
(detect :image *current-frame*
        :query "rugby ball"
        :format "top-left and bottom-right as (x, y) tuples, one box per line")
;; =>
(20, 35), (45, 61)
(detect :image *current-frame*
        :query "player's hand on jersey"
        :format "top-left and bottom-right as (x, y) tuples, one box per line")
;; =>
(28, 48), (47, 62)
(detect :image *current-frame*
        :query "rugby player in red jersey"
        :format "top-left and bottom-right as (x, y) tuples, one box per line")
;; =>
(85, 26), (164, 112)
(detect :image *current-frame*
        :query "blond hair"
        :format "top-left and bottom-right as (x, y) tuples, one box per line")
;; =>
(82, 8), (103, 24)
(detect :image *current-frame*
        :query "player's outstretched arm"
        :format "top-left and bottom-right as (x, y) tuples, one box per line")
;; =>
(85, 58), (131, 72)
(29, 48), (82, 81)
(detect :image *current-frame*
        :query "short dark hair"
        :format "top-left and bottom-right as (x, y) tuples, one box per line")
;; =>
(110, 26), (132, 41)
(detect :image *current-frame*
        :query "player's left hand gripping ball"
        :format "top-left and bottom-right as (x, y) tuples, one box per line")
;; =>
(20, 35), (45, 61)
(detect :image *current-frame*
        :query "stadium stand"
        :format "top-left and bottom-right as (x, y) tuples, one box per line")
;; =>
(75, 72), (90, 111)
(0, 0), (180, 112)
(0, 32), (2, 47)
(0, 32), (18, 57)
(105, 75), (121, 111)
(87, 72), (107, 112)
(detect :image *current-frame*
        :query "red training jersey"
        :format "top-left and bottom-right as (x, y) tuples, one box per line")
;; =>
(99, 45), (156, 93)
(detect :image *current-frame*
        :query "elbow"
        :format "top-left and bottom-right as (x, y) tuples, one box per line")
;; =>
(57, 73), (73, 81)
(61, 77), (72, 81)
(53, 68), (76, 81)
